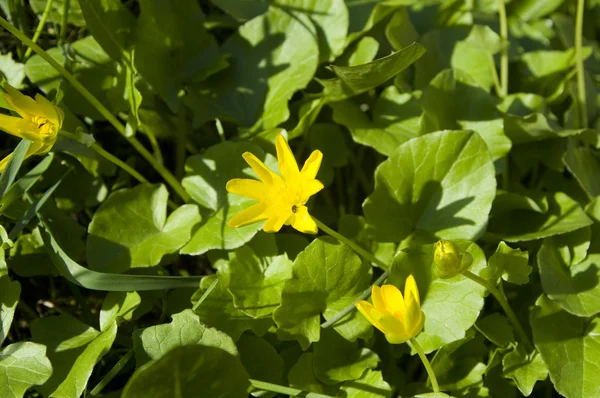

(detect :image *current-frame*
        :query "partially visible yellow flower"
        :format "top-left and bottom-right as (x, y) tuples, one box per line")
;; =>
(356, 275), (425, 344)
(0, 83), (64, 171)
(226, 134), (323, 234)
(433, 239), (473, 279)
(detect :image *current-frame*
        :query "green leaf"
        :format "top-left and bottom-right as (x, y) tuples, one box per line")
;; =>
(87, 184), (200, 273)
(481, 242), (531, 285)
(430, 330), (488, 392)
(330, 86), (421, 156)
(273, 237), (373, 349)
(530, 295), (600, 398)
(25, 36), (127, 119)
(237, 333), (284, 384)
(475, 313), (514, 347)
(209, 0), (268, 20)
(225, 246), (292, 318)
(192, 275), (273, 340)
(487, 192), (593, 242)
(502, 344), (548, 396)
(346, 36), (380, 66)
(364, 130), (496, 243)
(39, 218), (204, 291)
(498, 94), (595, 145)
(564, 145), (600, 198)
(0, 153), (54, 213)
(0, 53), (25, 89)
(0, 140), (32, 202)
(389, 241), (486, 352)
(31, 314), (117, 398)
(288, 353), (339, 396)
(100, 291), (141, 331)
(420, 68), (511, 160)
(553, 226), (591, 267)
(133, 309), (237, 367)
(123, 345), (250, 398)
(277, 0), (348, 63)
(79, 0), (136, 63)
(185, 6), (318, 130)
(538, 236), (600, 317)
(340, 369), (392, 398)
(319, 42), (426, 102)
(134, 0), (224, 111)
(509, 0), (565, 21)
(345, 1), (402, 46)
(313, 328), (379, 384)
(416, 25), (502, 91)
(385, 8), (418, 51)
(181, 140), (275, 255)
(0, 342), (52, 398)
(0, 276), (20, 346)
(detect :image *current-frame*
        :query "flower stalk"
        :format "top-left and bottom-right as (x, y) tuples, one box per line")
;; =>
(410, 337), (440, 393)
(0, 16), (190, 203)
(462, 270), (534, 352)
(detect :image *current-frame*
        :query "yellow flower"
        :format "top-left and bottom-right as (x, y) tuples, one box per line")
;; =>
(226, 134), (324, 234)
(433, 239), (473, 279)
(0, 83), (64, 171)
(356, 275), (425, 344)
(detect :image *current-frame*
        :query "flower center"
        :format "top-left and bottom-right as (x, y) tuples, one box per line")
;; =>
(291, 205), (298, 213)
(32, 116), (55, 139)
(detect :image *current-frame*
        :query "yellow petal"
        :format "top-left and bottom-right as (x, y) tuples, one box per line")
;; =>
(404, 274), (420, 308)
(300, 179), (324, 203)
(226, 178), (268, 202)
(378, 313), (408, 342)
(300, 150), (323, 179)
(263, 211), (291, 233)
(34, 93), (62, 126)
(228, 203), (268, 228)
(356, 301), (386, 333)
(380, 284), (406, 318)
(288, 205), (317, 234)
(405, 306), (425, 338)
(371, 285), (386, 313)
(0, 113), (40, 141)
(242, 152), (280, 185)
(276, 134), (300, 182)
(3, 83), (38, 120)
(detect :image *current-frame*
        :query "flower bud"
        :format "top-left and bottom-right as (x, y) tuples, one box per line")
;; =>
(433, 240), (472, 278)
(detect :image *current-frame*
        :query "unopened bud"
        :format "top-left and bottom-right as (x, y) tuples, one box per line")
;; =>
(433, 240), (472, 278)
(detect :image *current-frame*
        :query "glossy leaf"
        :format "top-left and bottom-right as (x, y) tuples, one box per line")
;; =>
(364, 130), (496, 243)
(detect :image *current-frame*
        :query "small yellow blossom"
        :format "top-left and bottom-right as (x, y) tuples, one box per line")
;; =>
(433, 239), (473, 278)
(356, 275), (425, 344)
(0, 83), (64, 171)
(226, 134), (324, 234)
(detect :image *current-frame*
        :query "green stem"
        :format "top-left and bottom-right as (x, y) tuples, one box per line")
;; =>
(192, 277), (219, 311)
(59, 0), (70, 45)
(498, 0), (509, 98)
(462, 270), (534, 352)
(89, 350), (133, 396)
(575, 0), (588, 128)
(314, 217), (387, 269)
(314, 217), (391, 328)
(58, 131), (146, 184)
(0, 16), (190, 203)
(59, 131), (178, 210)
(410, 337), (440, 393)
(250, 379), (335, 398)
(24, 0), (53, 59)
